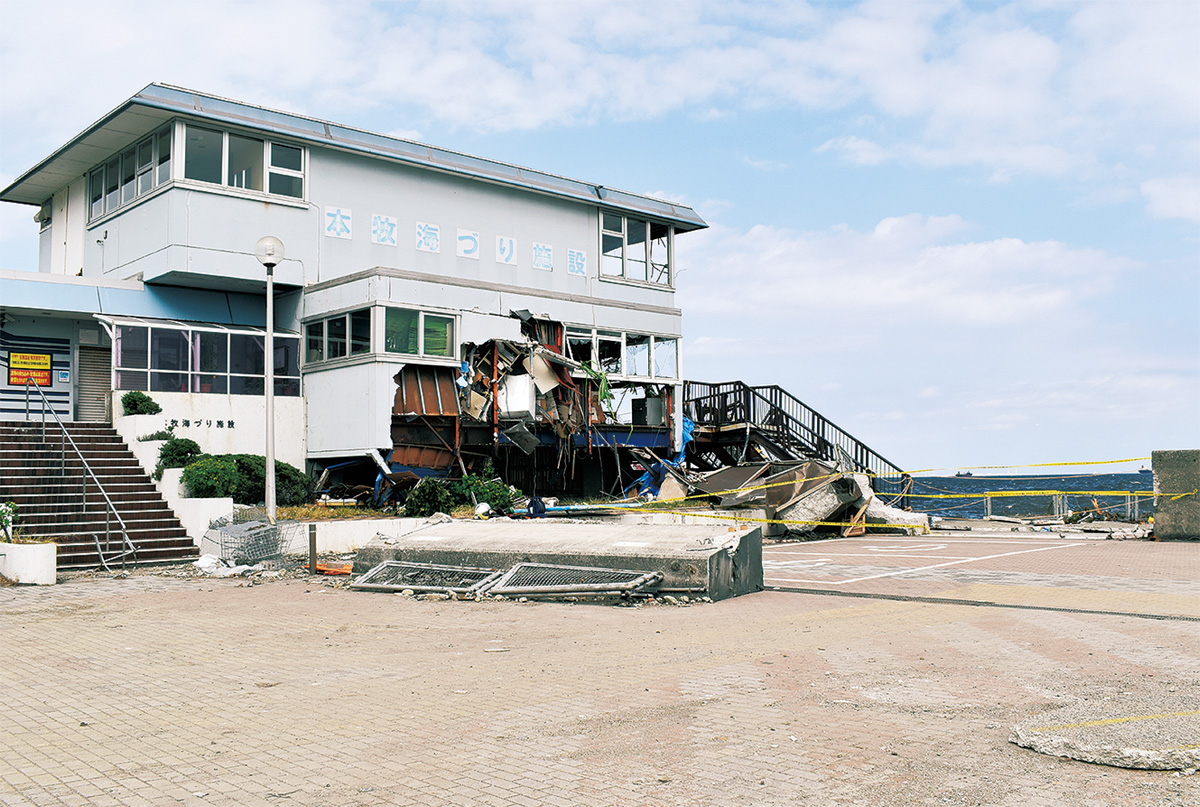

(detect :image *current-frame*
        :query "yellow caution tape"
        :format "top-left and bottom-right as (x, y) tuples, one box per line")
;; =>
(1029, 709), (1200, 732)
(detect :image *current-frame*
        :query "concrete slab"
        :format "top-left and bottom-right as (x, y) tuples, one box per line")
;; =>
(1011, 693), (1200, 770)
(356, 519), (764, 600)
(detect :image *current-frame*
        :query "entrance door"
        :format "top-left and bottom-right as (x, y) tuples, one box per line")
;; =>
(76, 346), (112, 422)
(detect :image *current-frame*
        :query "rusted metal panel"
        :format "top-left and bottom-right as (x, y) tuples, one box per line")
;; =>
(389, 444), (455, 470)
(393, 366), (458, 417)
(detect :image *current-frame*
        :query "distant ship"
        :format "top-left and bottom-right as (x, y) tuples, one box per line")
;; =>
(1138, 466), (1152, 475)
(955, 471), (973, 478)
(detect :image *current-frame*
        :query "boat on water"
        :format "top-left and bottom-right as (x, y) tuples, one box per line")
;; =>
(1138, 466), (1152, 474)
(955, 471), (973, 478)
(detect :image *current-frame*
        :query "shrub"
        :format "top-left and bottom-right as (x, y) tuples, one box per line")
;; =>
(402, 474), (513, 518)
(226, 454), (314, 507)
(154, 437), (203, 480)
(0, 501), (17, 540)
(402, 477), (455, 518)
(138, 429), (173, 442)
(121, 390), (162, 416)
(182, 456), (238, 498)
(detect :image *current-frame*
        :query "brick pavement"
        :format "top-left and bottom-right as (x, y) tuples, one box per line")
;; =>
(1, 538), (1198, 807)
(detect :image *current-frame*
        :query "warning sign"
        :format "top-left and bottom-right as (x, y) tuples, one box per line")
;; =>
(8, 352), (52, 387)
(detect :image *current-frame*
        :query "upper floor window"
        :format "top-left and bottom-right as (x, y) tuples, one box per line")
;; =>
(88, 126), (172, 221)
(600, 212), (673, 286)
(183, 124), (305, 200)
(384, 307), (456, 359)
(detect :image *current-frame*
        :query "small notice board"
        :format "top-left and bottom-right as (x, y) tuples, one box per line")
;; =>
(8, 352), (52, 386)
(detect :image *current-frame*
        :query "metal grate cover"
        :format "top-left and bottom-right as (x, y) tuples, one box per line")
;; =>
(351, 561), (503, 594)
(485, 563), (662, 596)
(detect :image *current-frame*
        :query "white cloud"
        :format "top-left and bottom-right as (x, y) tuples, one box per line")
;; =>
(816, 136), (888, 165)
(1141, 175), (1200, 223)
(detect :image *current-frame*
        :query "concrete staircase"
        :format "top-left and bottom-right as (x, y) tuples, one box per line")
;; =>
(0, 422), (198, 569)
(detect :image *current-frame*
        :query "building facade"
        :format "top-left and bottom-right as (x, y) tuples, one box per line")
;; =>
(1, 84), (706, 495)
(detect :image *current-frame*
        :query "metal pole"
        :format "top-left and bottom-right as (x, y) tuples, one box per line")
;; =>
(308, 523), (317, 573)
(265, 265), (276, 524)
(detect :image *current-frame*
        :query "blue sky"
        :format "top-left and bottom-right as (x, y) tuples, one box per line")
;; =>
(1, 0), (1197, 474)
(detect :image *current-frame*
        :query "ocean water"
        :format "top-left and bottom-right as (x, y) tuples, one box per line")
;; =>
(904, 472), (1156, 521)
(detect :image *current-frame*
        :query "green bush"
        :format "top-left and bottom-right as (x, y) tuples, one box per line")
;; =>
(137, 429), (173, 442)
(121, 390), (162, 415)
(402, 478), (456, 518)
(182, 456), (238, 498)
(154, 437), (203, 480)
(225, 454), (314, 507)
(177, 453), (313, 505)
(402, 474), (513, 518)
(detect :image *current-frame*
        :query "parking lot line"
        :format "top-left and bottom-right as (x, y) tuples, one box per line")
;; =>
(765, 542), (1085, 585)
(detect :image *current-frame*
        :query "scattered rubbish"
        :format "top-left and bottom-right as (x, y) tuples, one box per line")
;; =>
(311, 562), (353, 576)
(193, 554), (263, 577)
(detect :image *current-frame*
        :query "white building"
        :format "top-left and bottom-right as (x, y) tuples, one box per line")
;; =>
(1, 84), (706, 496)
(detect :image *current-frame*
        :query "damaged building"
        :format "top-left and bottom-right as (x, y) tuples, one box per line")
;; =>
(0, 84), (702, 500)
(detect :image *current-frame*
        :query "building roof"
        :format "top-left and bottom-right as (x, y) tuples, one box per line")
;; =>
(0, 84), (707, 231)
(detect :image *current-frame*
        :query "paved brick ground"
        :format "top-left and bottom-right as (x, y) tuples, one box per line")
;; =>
(1, 536), (1198, 807)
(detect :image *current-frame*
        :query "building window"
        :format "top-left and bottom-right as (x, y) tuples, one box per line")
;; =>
(112, 322), (298, 396)
(87, 126), (173, 221)
(306, 309), (370, 362)
(183, 124), (304, 200)
(565, 328), (679, 380)
(382, 307), (457, 359)
(600, 212), (673, 286)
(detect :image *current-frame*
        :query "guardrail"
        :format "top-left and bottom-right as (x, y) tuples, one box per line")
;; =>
(23, 379), (137, 570)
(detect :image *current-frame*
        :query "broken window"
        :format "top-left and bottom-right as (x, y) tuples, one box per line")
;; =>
(598, 212), (673, 286)
(597, 331), (622, 375)
(626, 333), (651, 377)
(654, 337), (677, 379)
(566, 329), (593, 365)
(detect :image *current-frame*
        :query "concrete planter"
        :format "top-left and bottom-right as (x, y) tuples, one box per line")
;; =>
(0, 541), (57, 585)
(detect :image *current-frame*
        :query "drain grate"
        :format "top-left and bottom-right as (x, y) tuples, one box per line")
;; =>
(485, 563), (662, 596)
(351, 561), (503, 594)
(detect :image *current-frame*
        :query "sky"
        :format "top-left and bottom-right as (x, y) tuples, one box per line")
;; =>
(1, 0), (1197, 475)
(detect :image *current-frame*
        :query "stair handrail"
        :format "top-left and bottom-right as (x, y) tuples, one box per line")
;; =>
(22, 379), (137, 569)
(684, 379), (910, 507)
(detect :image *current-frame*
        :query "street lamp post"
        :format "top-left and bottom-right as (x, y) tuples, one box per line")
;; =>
(255, 236), (285, 524)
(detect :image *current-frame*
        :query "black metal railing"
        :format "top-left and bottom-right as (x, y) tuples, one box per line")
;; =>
(683, 380), (909, 506)
(23, 379), (138, 569)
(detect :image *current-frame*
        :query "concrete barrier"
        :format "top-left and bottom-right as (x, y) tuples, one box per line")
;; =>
(0, 541), (56, 585)
(1152, 449), (1199, 540)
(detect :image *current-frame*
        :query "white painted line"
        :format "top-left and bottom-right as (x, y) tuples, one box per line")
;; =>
(768, 542), (1085, 586)
(767, 553), (973, 561)
(863, 544), (947, 552)
(613, 541), (649, 547)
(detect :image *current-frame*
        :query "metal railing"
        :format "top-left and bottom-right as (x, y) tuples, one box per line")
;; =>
(684, 380), (909, 506)
(23, 379), (137, 569)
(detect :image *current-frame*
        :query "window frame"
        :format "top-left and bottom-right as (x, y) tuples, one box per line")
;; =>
(181, 123), (306, 201)
(111, 321), (299, 397)
(564, 327), (680, 381)
(87, 125), (173, 222)
(598, 211), (674, 288)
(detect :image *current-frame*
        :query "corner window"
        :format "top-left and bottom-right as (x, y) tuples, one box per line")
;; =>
(87, 126), (173, 221)
(183, 124), (305, 200)
(600, 212), (673, 286)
